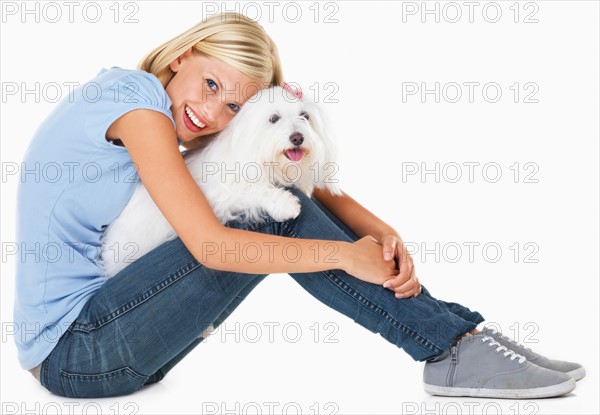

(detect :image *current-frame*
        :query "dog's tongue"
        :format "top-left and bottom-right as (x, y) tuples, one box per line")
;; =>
(286, 148), (303, 161)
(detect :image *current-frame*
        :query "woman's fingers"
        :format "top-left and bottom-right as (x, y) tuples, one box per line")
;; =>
(382, 235), (397, 261)
(396, 276), (420, 297)
(382, 265), (410, 290)
(397, 242), (412, 272)
(384, 265), (421, 298)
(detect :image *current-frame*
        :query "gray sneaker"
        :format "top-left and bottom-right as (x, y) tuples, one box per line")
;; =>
(423, 333), (576, 399)
(481, 327), (586, 381)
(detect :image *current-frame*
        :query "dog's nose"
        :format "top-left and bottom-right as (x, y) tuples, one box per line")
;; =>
(289, 132), (304, 146)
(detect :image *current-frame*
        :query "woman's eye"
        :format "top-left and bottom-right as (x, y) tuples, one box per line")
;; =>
(269, 114), (280, 123)
(206, 79), (218, 91)
(300, 111), (309, 120)
(229, 103), (240, 112)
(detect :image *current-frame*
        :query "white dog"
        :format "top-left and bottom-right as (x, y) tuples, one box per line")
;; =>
(99, 85), (342, 278)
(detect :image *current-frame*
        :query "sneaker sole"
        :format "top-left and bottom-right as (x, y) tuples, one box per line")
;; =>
(423, 378), (575, 399)
(567, 366), (586, 381)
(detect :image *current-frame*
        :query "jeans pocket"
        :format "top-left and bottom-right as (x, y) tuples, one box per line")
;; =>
(60, 366), (149, 398)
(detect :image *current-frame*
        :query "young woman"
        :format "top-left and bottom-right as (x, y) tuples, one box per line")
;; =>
(14, 12), (583, 400)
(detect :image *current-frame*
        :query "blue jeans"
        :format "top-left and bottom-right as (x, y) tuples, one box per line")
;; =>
(39, 187), (484, 398)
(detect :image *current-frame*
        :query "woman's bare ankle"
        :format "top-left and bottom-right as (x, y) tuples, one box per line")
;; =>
(454, 328), (480, 341)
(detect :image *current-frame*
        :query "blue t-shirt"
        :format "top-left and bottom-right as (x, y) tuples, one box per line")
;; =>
(14, 67), (177, 370)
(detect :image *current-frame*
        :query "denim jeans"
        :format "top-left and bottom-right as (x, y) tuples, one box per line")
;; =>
(39, 186), (485, 398)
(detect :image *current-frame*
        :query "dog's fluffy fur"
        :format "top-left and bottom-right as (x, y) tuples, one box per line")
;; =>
(100, 86), (342, 278)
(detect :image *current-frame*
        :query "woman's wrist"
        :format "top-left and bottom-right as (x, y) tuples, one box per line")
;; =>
(338, 241), (355, 274)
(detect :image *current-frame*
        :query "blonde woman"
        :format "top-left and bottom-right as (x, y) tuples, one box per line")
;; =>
(14, 12), (583, 399)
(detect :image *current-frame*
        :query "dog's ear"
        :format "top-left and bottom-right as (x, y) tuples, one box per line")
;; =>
(303, 100), (343, 196)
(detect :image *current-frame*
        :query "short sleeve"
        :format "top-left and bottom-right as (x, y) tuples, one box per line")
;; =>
(81, 68), (176, 149)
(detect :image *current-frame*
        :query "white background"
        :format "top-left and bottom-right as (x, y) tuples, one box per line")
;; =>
(1, 1), (598, 414)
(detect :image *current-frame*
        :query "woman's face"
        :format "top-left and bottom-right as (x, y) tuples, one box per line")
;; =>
(166, 49), (262, 143)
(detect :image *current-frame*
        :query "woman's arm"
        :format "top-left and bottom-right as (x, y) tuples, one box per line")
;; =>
(312, 187), (400, 242)
(109, 109), (396, 281)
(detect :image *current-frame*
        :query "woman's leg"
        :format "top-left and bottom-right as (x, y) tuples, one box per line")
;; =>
(146, 189), (485, 386)
(277, 187), (484, 361)
(40, 187), (484, 398)
(143, 191), (485, 386)
(309, 194), (485, 326)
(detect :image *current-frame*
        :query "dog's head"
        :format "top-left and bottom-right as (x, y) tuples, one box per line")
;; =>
(218, 85), (342, 196)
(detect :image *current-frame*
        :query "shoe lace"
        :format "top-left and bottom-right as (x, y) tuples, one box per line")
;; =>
(481, 335), (527, 364)
(487, 328), (534, 353)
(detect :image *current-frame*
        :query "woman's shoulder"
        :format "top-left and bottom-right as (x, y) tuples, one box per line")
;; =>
(79, 66), (172, 112)
(94, 66), (161, 85)
(93, 67), (164, 95)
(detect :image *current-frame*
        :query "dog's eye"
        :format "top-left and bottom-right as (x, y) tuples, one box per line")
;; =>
(269, 114), (281, 123)
(300, 111), (310, 120)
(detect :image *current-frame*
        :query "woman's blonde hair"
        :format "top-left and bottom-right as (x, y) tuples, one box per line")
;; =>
(138, 12), (284, 150)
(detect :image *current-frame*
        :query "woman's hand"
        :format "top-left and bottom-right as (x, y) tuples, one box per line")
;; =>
(380, 234), (422, 298)
(345, 235), (399, 285)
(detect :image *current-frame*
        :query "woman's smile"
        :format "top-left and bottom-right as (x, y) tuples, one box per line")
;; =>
(183, 105), (207, 132)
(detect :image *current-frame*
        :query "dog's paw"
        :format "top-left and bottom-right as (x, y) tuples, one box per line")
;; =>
(266, 190), (301, 222)
(284, 194), (302, 219)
